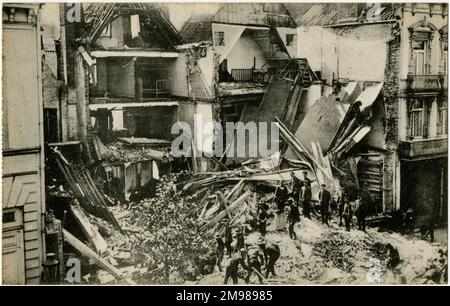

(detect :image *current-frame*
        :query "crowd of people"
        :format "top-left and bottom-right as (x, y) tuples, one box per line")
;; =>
(198, 171), (374, 284)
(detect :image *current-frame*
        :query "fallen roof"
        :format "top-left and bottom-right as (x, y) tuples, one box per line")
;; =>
(179, 14), (214, 44)
(284, 3), (396, 27)
(180, 3), (296, 44)
(82, 3), (181, 48)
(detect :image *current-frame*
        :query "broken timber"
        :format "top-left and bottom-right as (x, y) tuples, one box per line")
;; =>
(69, 203), (109, 255)
(201, 190), (253, 230)
(63, 229), (135, 285)
(275, 117), (335, 182)
(52, 148), (123, 233)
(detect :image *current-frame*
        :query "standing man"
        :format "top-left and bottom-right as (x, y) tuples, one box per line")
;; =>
(224, 248), (249, 285)
(275, 183), (288, 231)
(286, 198), (300, 240)
(224, 224), (233, 257)
(257, 203), (268, 236)
(318, 184), (331, 226)
(356, 186), (370, 232)
(290, 172), (303, 206)
(302, 181), (312, 219)
(233, 228), (245, 252)
(337, 187), (347, 227)
(343, 201), (353, 231)
(214, 233), (225, 272)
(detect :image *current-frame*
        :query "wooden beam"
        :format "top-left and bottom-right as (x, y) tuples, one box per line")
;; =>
(69, 203), (109, 255)
(63, 229), (135, 285)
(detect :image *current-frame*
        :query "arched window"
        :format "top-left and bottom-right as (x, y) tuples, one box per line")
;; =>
(408, 18), (438, 75)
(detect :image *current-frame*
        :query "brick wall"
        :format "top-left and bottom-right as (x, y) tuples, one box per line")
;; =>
(382, 21), (401, 212)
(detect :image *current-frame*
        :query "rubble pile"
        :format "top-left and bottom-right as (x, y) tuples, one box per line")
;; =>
(200, 215), (446, 284)
(101, 141), (173, 163)
(87, 174), (215, 284)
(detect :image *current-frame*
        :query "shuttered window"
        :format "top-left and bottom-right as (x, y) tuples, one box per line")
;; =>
(408, 99), (425, 138)
(437, 99), (448, 136)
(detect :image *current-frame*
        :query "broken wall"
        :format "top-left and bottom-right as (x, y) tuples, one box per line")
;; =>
(297, 23), (391, 85)
(226, 29), (270, 72)
(276, 27), (297, 58)
(168, 52), (189, 97)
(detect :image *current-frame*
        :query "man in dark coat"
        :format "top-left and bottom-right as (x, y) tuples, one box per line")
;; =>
(302, 182), (312, 218)
(224, 225), (233, 257)
(259, 241), (281, 278)
(343, 201), (353, 232)
(286, 198), (300, 240)
(257, 204), (268, 236)
(337, 187), (347, 227)
(214, 233), (225, 272)
(318, 184), (331, 226)
(224, 248), (249, 284)
(356, 187), (370, 232)
(290, 172), (303, 206)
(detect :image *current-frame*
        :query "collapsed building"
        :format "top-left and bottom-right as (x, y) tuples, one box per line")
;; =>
(2, 2), (448, 284)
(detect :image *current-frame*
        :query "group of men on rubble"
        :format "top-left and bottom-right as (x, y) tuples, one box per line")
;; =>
(274, 171), (371, 234)
(199, 170), (374, 284)
(206, 225), (281, 285)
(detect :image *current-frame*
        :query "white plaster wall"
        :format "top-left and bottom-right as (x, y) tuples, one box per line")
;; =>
(168, 52), (189, 97)
(226, 30), (268, 71)
(211, 23), (245, 62)
(197, 46), (215, 93)
(297, 24), (391, 84)
(276, 27), (297, 58)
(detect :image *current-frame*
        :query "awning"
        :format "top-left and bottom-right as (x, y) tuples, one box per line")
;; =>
(91, 50), (179, 58)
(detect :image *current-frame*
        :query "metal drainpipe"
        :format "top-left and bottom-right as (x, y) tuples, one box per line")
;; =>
(36, 6), (48, 278)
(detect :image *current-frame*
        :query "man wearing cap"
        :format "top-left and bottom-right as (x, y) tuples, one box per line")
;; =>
(224, 248), (249, 284)
(318, 184), (331, 226)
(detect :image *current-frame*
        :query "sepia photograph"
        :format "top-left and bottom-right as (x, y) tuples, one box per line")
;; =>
(1, 1), (448, 287)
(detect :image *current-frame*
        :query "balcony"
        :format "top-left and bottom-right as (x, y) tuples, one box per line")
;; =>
(398, 137), (448, 159)
(401, 74), (448, 93)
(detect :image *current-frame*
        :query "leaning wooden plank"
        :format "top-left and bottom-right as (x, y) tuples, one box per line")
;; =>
(63, 229), (135, 285)
(202, 190), (252, 229)
(276, 118), (334, 182)
(69, 203), (109, 256)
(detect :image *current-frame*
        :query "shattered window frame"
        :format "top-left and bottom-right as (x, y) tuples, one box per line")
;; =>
(214, 31), (225, 46)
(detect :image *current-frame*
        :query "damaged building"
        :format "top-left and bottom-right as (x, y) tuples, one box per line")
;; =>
(1, 2), (448, 285)
(283, 3), (448, 224)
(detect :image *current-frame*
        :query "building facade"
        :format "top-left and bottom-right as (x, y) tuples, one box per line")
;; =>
(290, 3), (448, 224)
(2, 3), (46, 284)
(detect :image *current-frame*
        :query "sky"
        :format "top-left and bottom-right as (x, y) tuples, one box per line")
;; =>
(40, 3), (221, 30)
